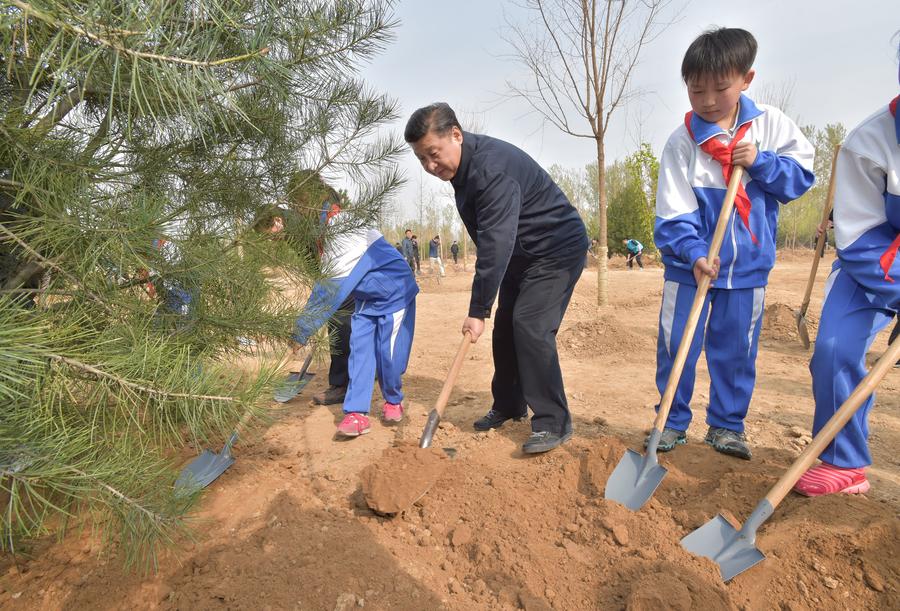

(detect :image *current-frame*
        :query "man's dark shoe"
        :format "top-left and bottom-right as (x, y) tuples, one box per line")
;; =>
(522, 429), (573, 454)
(313, 385), (347, 406)
(643, 427), (687, 452)
(473, 409), (526, 431)
(705, 426), (752, 460)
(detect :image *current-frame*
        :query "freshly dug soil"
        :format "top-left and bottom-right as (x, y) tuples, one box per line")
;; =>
(360, 442), (449, 514)
(762, 302), (817, 342)
(558, 316), (654, 359)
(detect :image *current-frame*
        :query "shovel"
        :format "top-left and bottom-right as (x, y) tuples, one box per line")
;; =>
(175, 353), (314, 493)
(605, 166), (745, 511)
(796, 146), (840, 349)
(273, 352), (315, 403)
(419, 332), (472, 448)
(682, 331), (900, 582)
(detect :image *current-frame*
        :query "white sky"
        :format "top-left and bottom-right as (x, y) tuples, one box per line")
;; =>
(364, 0), (899, 220)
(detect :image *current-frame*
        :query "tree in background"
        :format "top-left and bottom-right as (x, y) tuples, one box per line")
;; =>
(1, 0), (401, 568)
(504, 0), (675, 306)
(777, 123), (845, 248)
(549, 141), (657, 258)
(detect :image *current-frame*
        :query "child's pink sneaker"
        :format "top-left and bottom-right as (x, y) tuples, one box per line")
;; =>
(336, 413), (370, 437)
(793, 463), (869, 497)
(382, 402), (403, 423)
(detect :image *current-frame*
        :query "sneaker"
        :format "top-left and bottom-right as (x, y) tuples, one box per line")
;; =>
(336, 413), (370, 437)
(522, 429), (573, 454)
(473, 409), (526, 431)
(793, 463), (870, 497)
(382, 402), (403, 423)
(313, 385), (347, 406)
(704, 426), (752, 460)
(643, 427), (687, 452)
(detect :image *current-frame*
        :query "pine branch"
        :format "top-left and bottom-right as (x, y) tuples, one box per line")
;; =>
(11, 1), (271, 68)
(48, 354), (239, 403)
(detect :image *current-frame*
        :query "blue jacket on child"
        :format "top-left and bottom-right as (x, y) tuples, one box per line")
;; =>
(652, 95), (815, 435)
(292, 204), (418, 414)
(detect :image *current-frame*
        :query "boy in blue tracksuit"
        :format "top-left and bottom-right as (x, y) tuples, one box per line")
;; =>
(651, 28), (814, 459)
(266, 181), (418, 437)
(794, 65), (900, 496)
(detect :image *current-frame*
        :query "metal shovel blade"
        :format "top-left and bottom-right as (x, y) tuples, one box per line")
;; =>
(273, 371), (314, 403)
(795, 310), (811, 349)
(604, 448), (668, 511)
(174, 433), (237, 494)
(419, 408), (440, 449)
(681, 514), (766, 582)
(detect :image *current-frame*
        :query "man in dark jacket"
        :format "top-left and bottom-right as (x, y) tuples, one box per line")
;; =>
(401, 229), (416, 273)
(405, 102), (589, 453)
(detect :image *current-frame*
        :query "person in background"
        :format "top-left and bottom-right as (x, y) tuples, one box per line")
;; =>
(450, 240), (460, 266)
(428, 235), (446, 276)
(623, 238), (645, 269)
(401, 229), (416, 273)
(411, 234), (422, 274)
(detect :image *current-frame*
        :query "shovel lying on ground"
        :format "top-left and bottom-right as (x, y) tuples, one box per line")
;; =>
(420, 332), (472, 448)
(682, 332), (900, 581)
(273, 352), (315, 403)
(175, 353), (314, 493)
(796, 146), (840, 349)
(605, 166), (745, 511)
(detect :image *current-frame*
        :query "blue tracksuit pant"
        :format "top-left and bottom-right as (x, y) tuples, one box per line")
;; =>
(656, 280), (766, 433)
(343, 302), (415, 414)
(810, 268), (894, 468)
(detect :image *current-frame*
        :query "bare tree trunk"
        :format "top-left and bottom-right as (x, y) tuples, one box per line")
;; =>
(596, 138), (609, 307)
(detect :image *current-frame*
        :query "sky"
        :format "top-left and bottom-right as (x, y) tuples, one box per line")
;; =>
(363, 0), (899, 221)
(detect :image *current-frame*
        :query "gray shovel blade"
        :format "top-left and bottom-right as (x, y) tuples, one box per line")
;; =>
(681, 514), (766, 582)
(419, 409), (440, 449)
(174, 434), (237, 494)
(795, 311), (811, 350)
(604, 448), (668, 511)
(273, 371), (313, 403)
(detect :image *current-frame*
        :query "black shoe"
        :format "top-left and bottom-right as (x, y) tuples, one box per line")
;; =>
(473, 409), (525, 431)
(522, 429), (573, 454)
(313, 385), (347, 406)
(704, 426), (752, 460)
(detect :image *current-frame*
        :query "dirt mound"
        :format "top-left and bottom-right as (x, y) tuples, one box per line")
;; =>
(761, 302), (817, 342)
(558, 316), (654, 359)
(360, 442), (449, 514)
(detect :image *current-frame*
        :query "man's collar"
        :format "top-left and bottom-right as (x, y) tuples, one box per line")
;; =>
(451, 131), (475, 188)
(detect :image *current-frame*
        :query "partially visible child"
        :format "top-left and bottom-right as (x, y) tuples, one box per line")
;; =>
(258, 174), (418, 437)
(652, 27), (814, 459)
(794, 56), (900, 496)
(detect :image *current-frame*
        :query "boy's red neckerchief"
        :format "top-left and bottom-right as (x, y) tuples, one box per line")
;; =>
(878, 95), (900, 281)
(684, 112), (758, 245)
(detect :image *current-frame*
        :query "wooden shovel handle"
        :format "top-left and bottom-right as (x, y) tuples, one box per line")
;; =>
(799, 145), (841, 315)
(653, 167), (745, 431)
(433, 332), (473, 420)
(766, 334), (900, 507)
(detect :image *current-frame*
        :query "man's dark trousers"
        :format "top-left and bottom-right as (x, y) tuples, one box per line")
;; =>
(328, 297), (355, 387)
(490, 250), (584, 434)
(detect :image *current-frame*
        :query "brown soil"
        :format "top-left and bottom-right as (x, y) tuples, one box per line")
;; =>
(1, 250), (898, 610)
(762, 302), (818, 342)
(360, 442), (449, 514)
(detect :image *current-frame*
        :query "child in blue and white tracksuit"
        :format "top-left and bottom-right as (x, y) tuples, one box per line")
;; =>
(793, 92), (900, 496)
(652, 28), (814, 460)
(291, 202), (418, 437)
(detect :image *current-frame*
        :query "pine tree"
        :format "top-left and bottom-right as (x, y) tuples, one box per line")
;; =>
(0, 0), (402, 569)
